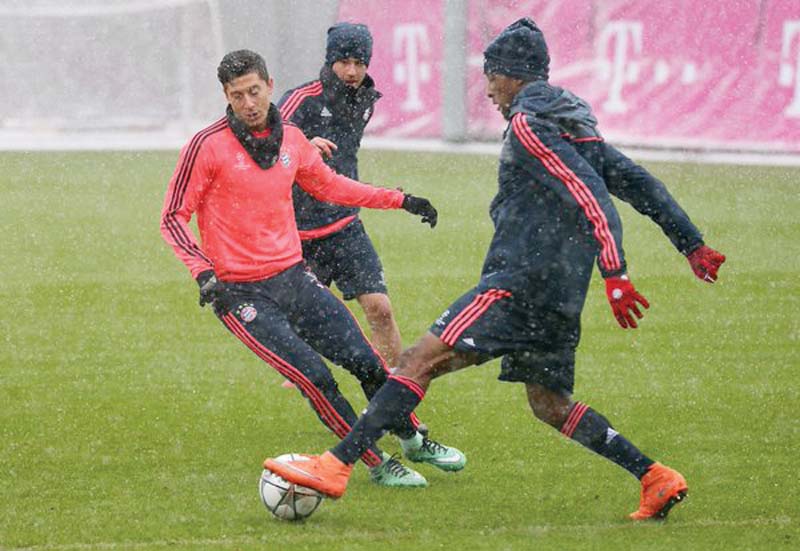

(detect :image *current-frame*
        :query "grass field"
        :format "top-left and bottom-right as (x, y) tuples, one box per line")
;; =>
(1, 149), (798, 550)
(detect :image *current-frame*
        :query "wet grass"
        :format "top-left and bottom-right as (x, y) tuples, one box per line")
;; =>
(1, 150), (797, 550)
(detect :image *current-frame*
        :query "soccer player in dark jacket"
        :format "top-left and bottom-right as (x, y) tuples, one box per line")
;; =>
(277, 23), (406, 370)
(265, 19), (727, 521)
(161, 49), (463, 490)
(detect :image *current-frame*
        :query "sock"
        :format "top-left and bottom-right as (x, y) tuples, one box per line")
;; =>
(358, 375), (418, 440)
(331, 376), (424, 465)
(399, 432), (424, 453)
(298, 378), (384, 468)
(561, 402), (655, 479)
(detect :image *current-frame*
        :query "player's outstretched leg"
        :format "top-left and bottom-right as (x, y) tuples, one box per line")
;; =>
(265, 374), (426, 498)
(296, 282), (465, 473)
(526, 384), (688, 521)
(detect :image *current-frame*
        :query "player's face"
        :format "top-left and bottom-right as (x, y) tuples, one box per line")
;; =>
(224, 72), (274, 132)
(486, 73), (526, 118)
(332, 58), (368, 88)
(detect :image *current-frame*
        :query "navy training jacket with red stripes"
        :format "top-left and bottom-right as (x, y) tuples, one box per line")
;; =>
(278, 66), (382, 235)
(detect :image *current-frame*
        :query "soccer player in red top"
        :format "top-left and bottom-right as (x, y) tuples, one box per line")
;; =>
(160, 49), (464, 488)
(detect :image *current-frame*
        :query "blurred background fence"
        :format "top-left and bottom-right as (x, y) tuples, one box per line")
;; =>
(1, 0), (799, 155)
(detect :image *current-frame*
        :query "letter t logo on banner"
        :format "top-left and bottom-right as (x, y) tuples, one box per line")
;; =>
(393, 23), (431, 112)
(779, 20), (800, 118)
(597, 21), (643, 114)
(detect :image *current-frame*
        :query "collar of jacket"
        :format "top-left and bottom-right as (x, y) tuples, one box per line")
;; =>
(506, 79), (600, 139)
(319, 65), (382, 117)
(226, 103), (284, 169)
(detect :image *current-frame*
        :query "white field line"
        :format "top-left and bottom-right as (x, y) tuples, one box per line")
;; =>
(3, 515), (793, 550)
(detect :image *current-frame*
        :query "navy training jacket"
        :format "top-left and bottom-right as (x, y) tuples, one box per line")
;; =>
(278, 66), (382, 233)
(510, 80), (704, 256)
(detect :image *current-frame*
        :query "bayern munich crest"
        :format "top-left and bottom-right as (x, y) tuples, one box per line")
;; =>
(280, 151), (291, 167)
(239, 304), (258, 323)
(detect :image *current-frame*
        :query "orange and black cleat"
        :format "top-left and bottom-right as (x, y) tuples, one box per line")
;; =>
(264, 451), (353, 499)
(629, 462), (688, 521)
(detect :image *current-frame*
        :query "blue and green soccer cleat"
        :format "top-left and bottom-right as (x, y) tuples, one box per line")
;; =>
(401, 433), (466, 472)
(370, 453), (428, 488)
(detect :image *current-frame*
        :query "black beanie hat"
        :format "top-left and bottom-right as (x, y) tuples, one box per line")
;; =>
(326, 22), (373, 66)
(483, 18), (550, 80)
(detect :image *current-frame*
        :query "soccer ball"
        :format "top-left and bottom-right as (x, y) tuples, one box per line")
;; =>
(259, 454), (324, 521)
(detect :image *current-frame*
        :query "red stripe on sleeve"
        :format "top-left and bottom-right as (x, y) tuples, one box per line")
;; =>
(161, 118), (226, 272)
(280, 82), (323, 121)
(511, 114), (621, 273)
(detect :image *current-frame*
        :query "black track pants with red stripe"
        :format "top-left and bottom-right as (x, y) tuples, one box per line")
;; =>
(215, 263), (416, 467)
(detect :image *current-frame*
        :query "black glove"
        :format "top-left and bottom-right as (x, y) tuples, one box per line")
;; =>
(401, 194), (438, 228)
(196, 270), (233, 314)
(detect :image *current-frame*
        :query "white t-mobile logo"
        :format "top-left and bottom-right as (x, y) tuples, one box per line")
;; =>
(597, 21), (643, 114)
(779, 20), (800, 118)
(392, 23), (431, 112)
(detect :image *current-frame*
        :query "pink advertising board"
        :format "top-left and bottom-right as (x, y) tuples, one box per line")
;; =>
(337, 0), (444, 137)
(339, 0), (800, 152)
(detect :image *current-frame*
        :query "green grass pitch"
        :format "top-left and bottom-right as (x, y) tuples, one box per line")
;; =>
(1, 149), (797, 550)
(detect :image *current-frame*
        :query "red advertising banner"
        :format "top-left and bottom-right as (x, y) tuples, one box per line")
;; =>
(340, 0), (800, 152)
(338, 0), (444, 137)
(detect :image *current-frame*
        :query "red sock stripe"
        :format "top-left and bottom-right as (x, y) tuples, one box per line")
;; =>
(560, 402), (589, 438)
(511, 114), (621, 273)
(440, 289), (511, 346)
(279, 81), (323, 120)
(388, 375), (426, 400)
(221, 313), (382, 467)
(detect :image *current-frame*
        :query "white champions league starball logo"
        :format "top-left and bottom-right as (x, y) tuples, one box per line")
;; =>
(239, 304), (257, 323)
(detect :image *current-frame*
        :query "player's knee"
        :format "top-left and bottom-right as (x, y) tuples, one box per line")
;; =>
(302, 368), (339, 394)
(526, 385), (571, 428)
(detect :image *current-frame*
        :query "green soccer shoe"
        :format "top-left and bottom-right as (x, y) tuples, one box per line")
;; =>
(400, 433), (467, 472)
(370, 453), (428, 488)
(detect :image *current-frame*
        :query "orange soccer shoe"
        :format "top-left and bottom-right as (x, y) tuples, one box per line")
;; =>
(629, 462), (688, 521)
(264, 451), (353, 499)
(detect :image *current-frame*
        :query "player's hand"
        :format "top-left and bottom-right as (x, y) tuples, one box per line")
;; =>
(310, 137), (338, 159)
(401, 194), (438, 228)
(605, 275), (649, 329)
(196, 270), (233, 314)
(686, 244), (726, 283)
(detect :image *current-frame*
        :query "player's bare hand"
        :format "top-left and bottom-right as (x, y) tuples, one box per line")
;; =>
(310, 137), (338, 159)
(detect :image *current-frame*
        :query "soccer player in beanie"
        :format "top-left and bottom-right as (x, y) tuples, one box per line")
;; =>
(161, 49), (462, 490)
(277, 23), (403, 374)
(265, 19), (726, 521)
(277, 22), (464, 479)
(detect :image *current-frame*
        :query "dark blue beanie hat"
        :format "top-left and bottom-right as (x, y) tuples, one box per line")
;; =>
(326, 22), (373, 66)
(483, 18), (549, 80)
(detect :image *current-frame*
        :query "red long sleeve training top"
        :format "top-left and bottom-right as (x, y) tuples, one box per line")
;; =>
(161, 118), (404, 282)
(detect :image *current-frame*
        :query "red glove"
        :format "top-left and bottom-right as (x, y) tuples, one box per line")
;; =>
(687, 245), (726, 283)
(605, 275), (650, 329)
